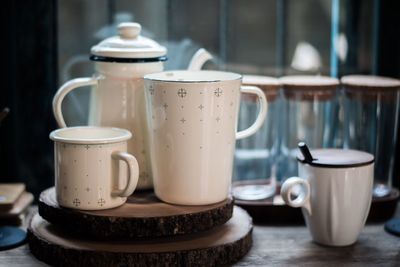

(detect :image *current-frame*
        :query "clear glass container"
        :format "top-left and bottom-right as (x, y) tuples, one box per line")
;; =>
(233, 75), (281, 200)
(279, 75), (339, 181)
(342, 75), (400, 198)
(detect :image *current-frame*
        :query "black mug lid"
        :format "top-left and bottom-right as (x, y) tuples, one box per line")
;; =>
(297, 148), (374, 168)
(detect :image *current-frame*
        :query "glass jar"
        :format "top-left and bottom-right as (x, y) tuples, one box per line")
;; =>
(342, 75), (400, 198)
(233, 75), (281, 200)
(279, 75), (339, 181)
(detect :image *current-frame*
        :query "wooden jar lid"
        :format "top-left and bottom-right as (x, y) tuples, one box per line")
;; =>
(341, 75), (400, 102)
(280, 75), (339, 101)
(242, 75), (280, 102)
(341, 75), (400, 90)
(38, 187), (234, 239)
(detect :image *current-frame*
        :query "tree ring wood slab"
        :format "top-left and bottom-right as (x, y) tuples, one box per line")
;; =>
(38, 188), (234, 239)
(28, 207), (252, 267)
(233, 180), (399, 224)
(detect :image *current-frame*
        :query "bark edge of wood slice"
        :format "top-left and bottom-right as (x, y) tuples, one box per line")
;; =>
(38, 187), (234, 239)
(28, 206), (252, 267)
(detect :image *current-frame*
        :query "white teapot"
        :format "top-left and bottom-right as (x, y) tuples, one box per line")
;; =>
(53, 22), (211, 190)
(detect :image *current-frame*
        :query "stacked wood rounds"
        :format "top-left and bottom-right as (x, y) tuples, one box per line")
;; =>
(28, 188), (253, 266)
(37, 188), (234, 239)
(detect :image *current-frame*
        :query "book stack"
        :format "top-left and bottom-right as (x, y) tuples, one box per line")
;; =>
(0, 183), (34, 226)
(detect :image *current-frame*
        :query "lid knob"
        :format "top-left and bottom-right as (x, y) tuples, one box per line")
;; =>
(118, 22), (141, 39)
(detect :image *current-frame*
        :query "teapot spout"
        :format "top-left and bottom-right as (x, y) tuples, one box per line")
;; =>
(187, 48), (213, 70)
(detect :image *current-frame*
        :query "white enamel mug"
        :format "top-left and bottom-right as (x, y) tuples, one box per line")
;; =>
(50, 127), (139, 210)
(281, 148), (374, 246)
(144, 70), (268, 205)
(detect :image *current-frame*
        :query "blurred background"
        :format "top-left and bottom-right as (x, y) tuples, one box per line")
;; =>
(1, 0), (400, 197)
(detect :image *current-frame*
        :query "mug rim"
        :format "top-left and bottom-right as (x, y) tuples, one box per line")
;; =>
(144, 70), (242, 83)
(298, 160), (375, 169)
(49, 126), (132, 145)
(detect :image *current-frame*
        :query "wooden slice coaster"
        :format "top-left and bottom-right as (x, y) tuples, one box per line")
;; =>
(38, 188), (234, 239)
(233, 180), (304, 224)
(28, 207), (252, 267)
(368, 188), (400, 222)
(233, 180), (399, 224)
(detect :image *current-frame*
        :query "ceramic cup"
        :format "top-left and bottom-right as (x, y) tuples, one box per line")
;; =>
(144, 70), (268, 205)
(50, 126), (139, 210)
(281, 148), (374, 246)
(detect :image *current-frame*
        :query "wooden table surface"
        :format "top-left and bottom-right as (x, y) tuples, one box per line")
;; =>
(1, 205), (399, 267)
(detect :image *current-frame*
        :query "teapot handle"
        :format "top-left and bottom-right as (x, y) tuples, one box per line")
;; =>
(52, 77), (98, 128)
(187, 48), (213, 70)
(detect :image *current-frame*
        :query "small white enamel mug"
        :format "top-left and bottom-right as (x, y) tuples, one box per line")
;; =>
(50, 127), (139, 210)
(144, 70), (268, 205)
(281, 148), (374, 246)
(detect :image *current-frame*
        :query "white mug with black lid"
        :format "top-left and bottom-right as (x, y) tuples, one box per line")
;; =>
(281, 143), (374, 246)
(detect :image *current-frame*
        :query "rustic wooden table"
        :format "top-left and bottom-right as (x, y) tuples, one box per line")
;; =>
(1, 205), (399, 266)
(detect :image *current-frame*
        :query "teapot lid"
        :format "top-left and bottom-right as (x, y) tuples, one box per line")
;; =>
(90, 22), (167, 62)
(297, 148), (374, 168)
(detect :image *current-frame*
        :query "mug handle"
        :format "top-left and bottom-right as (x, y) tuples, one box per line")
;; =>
(52, 77), (98, 128)
(111, 152), (139, 197)
(280, 177), (312, 216)
(236, 85), (268, 140)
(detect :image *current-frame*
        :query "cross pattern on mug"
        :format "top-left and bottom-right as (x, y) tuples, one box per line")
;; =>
(98, 198), (106, 206)
(214, 88), (223, 97)
(73, 198), (81, 207)
(148, 86), (237, 148)
(62, 143), (107, 150)
(177, 88), (187, 98)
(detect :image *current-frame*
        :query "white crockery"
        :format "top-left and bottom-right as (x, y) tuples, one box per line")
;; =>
(144, 70), (268, 205)
(52, 22), (212, 190)
(281, 149), (374, 246)
(50, 127), (139, 210)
